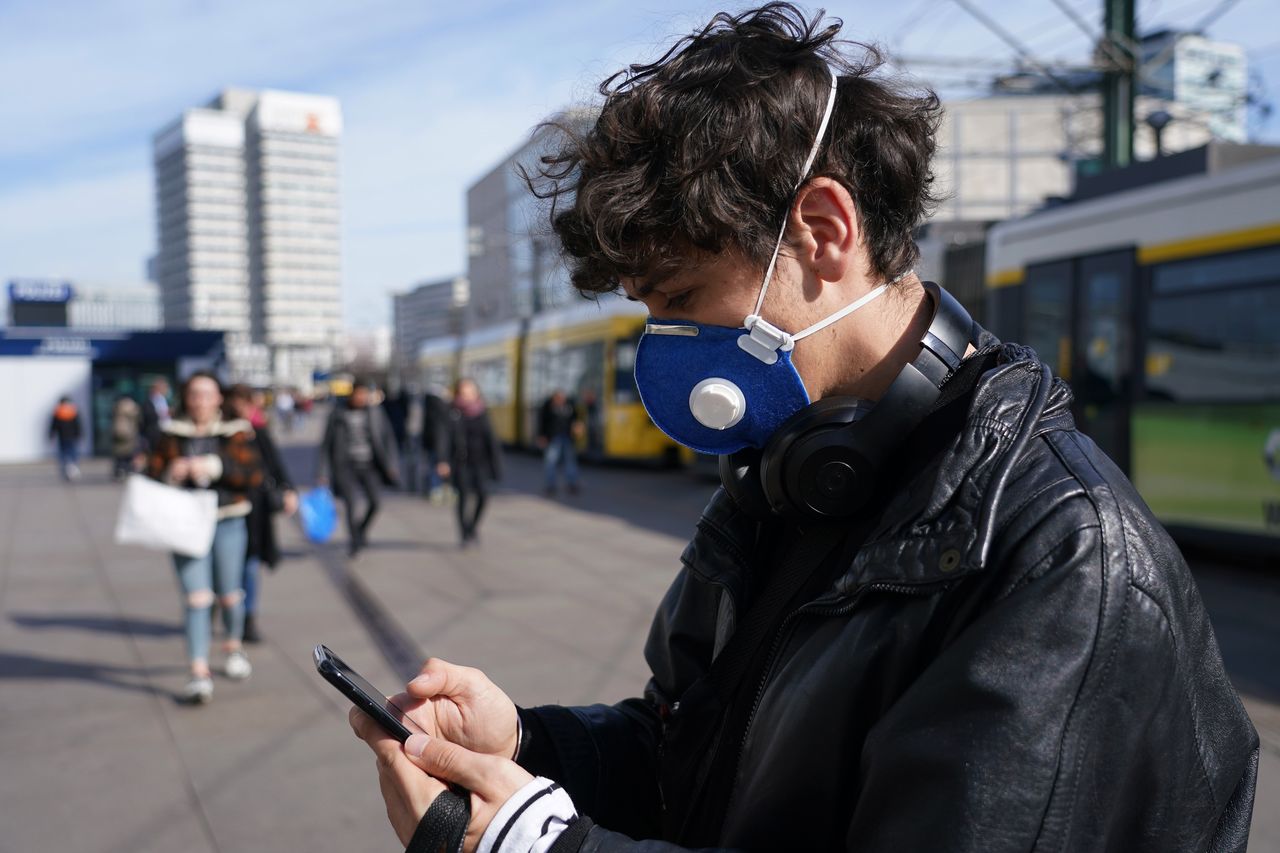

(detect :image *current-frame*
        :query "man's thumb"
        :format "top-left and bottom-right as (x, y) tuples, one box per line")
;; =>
(404, 733), (486, 789)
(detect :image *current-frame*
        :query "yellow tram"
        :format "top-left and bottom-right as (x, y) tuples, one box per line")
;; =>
(415, 296), (688, 465)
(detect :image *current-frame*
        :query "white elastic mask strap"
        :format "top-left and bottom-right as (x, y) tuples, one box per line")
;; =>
(751, 69), (840, 320)
(790, 268), (914, 344)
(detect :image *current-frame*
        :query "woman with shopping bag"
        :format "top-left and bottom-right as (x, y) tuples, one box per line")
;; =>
(144, 372), (263, 704)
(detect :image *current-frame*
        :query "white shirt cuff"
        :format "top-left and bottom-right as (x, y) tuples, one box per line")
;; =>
(477, 777), (577, 853)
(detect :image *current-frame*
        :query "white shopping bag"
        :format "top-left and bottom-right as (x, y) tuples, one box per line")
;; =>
(114, 474), (219, 558)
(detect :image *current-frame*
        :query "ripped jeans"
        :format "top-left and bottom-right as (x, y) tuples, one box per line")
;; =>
(173, 516), (247, 665)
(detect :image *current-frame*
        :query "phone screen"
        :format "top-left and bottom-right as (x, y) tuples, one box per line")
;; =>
(314, 645), (426, 742)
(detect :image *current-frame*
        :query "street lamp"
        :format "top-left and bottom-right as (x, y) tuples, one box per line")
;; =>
(1145, 110), (1173, 159)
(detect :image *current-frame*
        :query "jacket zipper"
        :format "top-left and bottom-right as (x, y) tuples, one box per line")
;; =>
(721, 578), (952, 821)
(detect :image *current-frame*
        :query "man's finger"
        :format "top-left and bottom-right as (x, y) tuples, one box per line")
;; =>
(406, 658), (472, 698)
(403, 733), (492, 790)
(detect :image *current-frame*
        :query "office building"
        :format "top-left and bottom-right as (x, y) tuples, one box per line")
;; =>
(153, 88), (342, 388)
(392, 276), (467, 380)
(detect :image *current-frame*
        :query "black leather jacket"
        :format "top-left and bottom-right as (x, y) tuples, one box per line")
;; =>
(518, 341), (1259, 852)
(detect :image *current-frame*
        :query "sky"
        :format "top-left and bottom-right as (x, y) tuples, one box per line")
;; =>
(1, 0), (1276, 329)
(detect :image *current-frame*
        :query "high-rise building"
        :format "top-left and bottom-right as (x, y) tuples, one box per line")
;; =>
(465, 110), (594, 332)
(392, 276), (466, 381)
(153, 88), (343, 388)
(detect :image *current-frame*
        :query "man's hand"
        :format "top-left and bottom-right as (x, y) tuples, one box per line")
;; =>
(350, 708), (532, 852)
(403, 732), (533, 853)
(283, 489), (299, 516)
(436, 462), (451, 479)
(404, 659), (520, 759)
(350, 707), (450, 846)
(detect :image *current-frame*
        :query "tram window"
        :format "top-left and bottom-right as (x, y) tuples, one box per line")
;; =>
(1024, 262), (1071, 378)
(528, 342), (604, 405)
(1146, 284), (1280, 402)
(468, 357), (511, 405)
(1152, 246), (1280, 295)
(614, 338), (640, 404)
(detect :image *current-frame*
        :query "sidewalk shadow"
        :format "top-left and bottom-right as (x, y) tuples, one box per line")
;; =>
(0, 651), (185, 700)
(10, 613), (182, 638)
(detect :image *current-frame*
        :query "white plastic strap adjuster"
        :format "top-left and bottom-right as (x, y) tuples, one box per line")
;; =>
(738, 315), (795, 365)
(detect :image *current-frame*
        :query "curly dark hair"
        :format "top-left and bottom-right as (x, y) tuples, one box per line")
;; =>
(528, 3), (942, 295)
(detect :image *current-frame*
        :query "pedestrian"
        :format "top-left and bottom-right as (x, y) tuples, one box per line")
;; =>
(140, 377), (171, 452)
(226, 384), (298, 644)
(349, 6), (1258, 852)
(436, 378), (502, 547)
(579, 387), (604, 461)
(146, 371), (262, 704)
(274, 388), (295, 433)
(421, 384), (450, 503)
(317, 378), (399, 558)
(48, 396), (82, 482)
(109, 393), (142, 480)
(402, 385), (425, 493)
(536, 389), (582, 495)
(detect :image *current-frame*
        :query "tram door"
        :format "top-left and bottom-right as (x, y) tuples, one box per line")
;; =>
(1023, 249), (1136, 471)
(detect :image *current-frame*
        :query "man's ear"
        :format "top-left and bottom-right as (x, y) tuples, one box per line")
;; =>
(790, 177), (858, 283)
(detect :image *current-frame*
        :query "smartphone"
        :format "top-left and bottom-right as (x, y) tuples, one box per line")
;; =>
(314, 644), (426, 743)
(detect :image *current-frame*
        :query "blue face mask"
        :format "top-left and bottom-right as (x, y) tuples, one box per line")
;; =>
(633, 69), (901, 456)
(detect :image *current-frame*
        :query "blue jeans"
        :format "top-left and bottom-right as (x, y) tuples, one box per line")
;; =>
(242, 555), (261, 616)
(173, 517), (247, 664)
(543, 435), (579, 489)
(57, 443), (79, 480)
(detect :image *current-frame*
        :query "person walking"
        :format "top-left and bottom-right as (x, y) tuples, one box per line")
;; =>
(226, 384), (298, 644)
(140, 377), (171, 452)
(421, 384), (450, 503)
(146, 371), (262, 704)
(48, 396), (83, 482)
(109, 393), (142, 480)
(317, 378), (399, 558)
(536, 389), (582, 496)
(436, 378), (502, 547)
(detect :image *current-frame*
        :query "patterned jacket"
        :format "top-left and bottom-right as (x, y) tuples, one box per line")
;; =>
(146, 417), (263, 519)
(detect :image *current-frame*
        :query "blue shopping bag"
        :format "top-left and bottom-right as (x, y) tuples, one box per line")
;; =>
(299, 487), (338, 543)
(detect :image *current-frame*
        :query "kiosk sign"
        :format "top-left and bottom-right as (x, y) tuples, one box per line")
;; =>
(8, 279), (74, 303)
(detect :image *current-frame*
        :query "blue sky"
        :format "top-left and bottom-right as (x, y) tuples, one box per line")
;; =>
(1, 0), (1277, 328)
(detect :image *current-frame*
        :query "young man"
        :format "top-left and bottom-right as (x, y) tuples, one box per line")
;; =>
(317, 379), (399, 558)
(537, 389), (582, 496)
(48, 396), (82, 481)
(351, 6), (1258, 852)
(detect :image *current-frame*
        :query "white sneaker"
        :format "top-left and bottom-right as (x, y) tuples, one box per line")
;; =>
(183, 676), (214, 704)
(224, 651), (252, 681)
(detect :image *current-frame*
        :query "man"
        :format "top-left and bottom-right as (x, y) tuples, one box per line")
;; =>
(109, 393), (142, 480)
(317, 378), (399, 558)
(48, 396), (82, 481)
(351, 6), (1258, 852)
(140, 377), (171, 452)
(421, 384), (450, 501)
(537, 389), (582, 496)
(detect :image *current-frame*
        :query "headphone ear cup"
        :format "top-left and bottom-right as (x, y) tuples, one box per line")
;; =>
(718, 449), (775, 522)
(757, 398), (870, 519)
(785, 429), (875, 518)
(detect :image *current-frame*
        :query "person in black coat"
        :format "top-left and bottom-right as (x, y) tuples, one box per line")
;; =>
(436, 378), (502, 547)
(421, 386), (450, 499)
(226, 385), (297, 643)
(140, 377), (172, 452)
(317, 379), (400, 558)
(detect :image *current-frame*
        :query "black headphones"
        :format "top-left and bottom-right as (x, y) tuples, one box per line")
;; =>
(719, 281), (976, 520)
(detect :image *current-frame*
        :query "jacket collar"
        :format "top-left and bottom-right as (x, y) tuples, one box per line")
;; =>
(163, 417), (253, 439)
(687, 342), (1076, 593)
